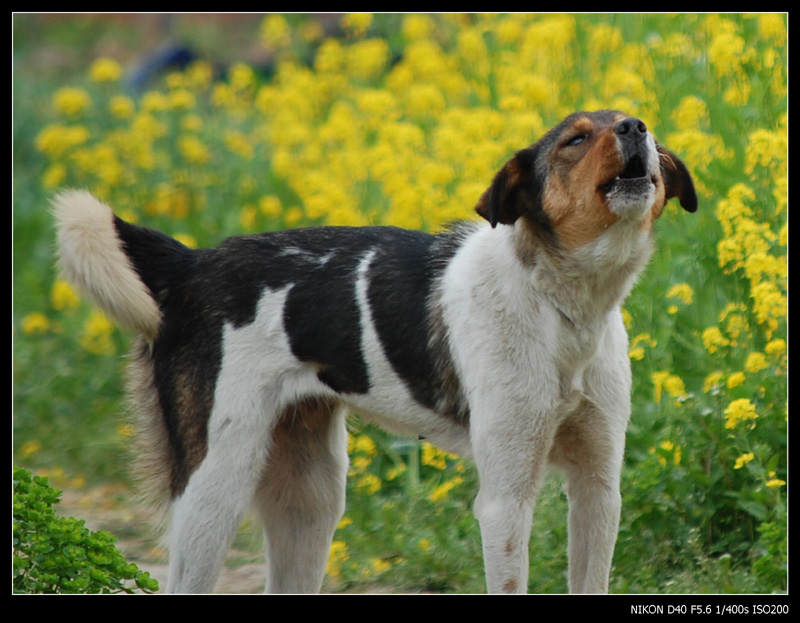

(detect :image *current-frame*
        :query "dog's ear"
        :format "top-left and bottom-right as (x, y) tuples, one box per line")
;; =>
(475, 147), (541, 227)
(657, 145), (698, 213)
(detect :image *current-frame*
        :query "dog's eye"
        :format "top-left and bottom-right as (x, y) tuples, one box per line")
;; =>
(564, 133), (587, 147)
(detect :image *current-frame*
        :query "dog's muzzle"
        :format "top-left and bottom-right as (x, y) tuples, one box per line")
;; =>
(600, 117), (658, 214)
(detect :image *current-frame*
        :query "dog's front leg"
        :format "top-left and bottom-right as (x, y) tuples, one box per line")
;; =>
(474, 486), (535, 593)
(472, 408), (559, 594)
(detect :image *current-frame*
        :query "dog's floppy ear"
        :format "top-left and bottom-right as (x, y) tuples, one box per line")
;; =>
(657, 145), (698, 213)
(475, 146), (541, 227)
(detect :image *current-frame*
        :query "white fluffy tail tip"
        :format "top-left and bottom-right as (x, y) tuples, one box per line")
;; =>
(53, 190), (161, 339)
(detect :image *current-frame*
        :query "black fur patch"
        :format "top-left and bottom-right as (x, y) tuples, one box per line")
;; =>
(367, 224), (473, 422)
(115, 219), (473, 494)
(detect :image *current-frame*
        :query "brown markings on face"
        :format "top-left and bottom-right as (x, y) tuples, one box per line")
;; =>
(638, 165), (668, 232)
(475, 110), (697, 250)
(541, 111), (685, 250)
(540, 112), (635, 249)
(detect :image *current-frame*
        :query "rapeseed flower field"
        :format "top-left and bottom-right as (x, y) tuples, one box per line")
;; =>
(14, 13), (785, 593)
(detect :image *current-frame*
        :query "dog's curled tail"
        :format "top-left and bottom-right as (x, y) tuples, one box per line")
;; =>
(53, 190), (190, 341)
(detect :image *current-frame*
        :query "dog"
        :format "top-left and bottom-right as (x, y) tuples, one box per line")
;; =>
(53, 110), (697, 594)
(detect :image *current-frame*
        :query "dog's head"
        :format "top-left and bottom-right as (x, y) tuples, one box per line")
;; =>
(475, 110), (697, 249)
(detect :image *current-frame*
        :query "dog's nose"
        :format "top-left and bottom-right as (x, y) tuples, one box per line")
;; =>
(614, 117), (648, 137)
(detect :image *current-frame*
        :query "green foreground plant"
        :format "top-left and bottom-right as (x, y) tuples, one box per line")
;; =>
(12, 466), (159, 594)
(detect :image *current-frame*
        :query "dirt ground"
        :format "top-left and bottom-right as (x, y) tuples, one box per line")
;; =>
(57, 483), (269, 594)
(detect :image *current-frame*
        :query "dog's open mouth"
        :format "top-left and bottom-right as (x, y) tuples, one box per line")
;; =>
(599, 154), (656, 197)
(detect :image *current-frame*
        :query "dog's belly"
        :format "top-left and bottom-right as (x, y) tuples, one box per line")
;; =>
(341, 387), (472, 458)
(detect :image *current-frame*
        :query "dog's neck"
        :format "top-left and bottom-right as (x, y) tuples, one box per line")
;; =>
(516, 220), (654, 328)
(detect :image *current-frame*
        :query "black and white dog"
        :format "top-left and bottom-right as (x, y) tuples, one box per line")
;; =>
(54, 110), (696, 593)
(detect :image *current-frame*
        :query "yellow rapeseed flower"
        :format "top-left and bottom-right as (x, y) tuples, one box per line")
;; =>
(744, 352), (769, 374)
(765, 471), (786, 489)
(629, 333), (656, 361)
(341, 13), (372, 37)
(224, 130), (254, 159)
(80, 309), (115, 355)
(51, 279), (80, 310)
(765, 339), (786, 357)
(260, 14), (291, 51)
(702, 326), (730, 354)
(90, 57), (122, 82)
(733, 452), (754, 469)
(314, 38), (345, 74)
(750, 281), (786, 338)
(53, 87), (91, 116)
(656, 32), (699, 67)
(109, 95), (135, 119)
(131, 112), (167, 139)
(356, 473), (381, 495)
(259, 195), (282, 218)
(168, 88), (196, 111)
(589, 23), (623, 56)
(35, 124), (90, 158)
(421, 442), (449, 470)
(185, 60), (214, 90)
(671, 96), (710, 131)
(667, 283), (694, 305)
(240, 205), (257, 231)
(665, 129), (731, 181)
(403, 83), (447, 120)
(347, 39), (389, 80)
(19, 440), (42, 459)
(402, 14), (436, 40)
(757, 13), (786, 47)
(724, 398), (759, 430)
(42, 163), (67, 189)
(628, 347), (645, 361)
(370, 557), (392, 574)
(353, 434), (377, 456)
(707, 28), (749, 78)
(621, 308), (632, 329)
(745, 128), (787, 177)
(141, 90), (170, 112)
(723, 81), (750, 107)
(658, 440), (681, 466)
(718, 303), (750, 341)
(651, 371), (686, 404)
(22, 312), (50, 335)
(744, 252), (786, 288)
(726, 371), (746, 389)
(326, 540), (349, 578)
(300, 19), (325, 44)
(178, 135), (211, 164)
(494, 15), (524, 46)
(703, 371), (725, 394)
(173, 233), (198, 249)
(118, 423), (136, 438)
(229, 63), (256, 91)
(429, 476), (464, 502)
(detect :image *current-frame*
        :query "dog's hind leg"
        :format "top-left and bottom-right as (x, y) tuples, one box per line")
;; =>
(165, 393), (280, 593)
(165, 414), (276, 593)
(253, 398), (348, 594)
